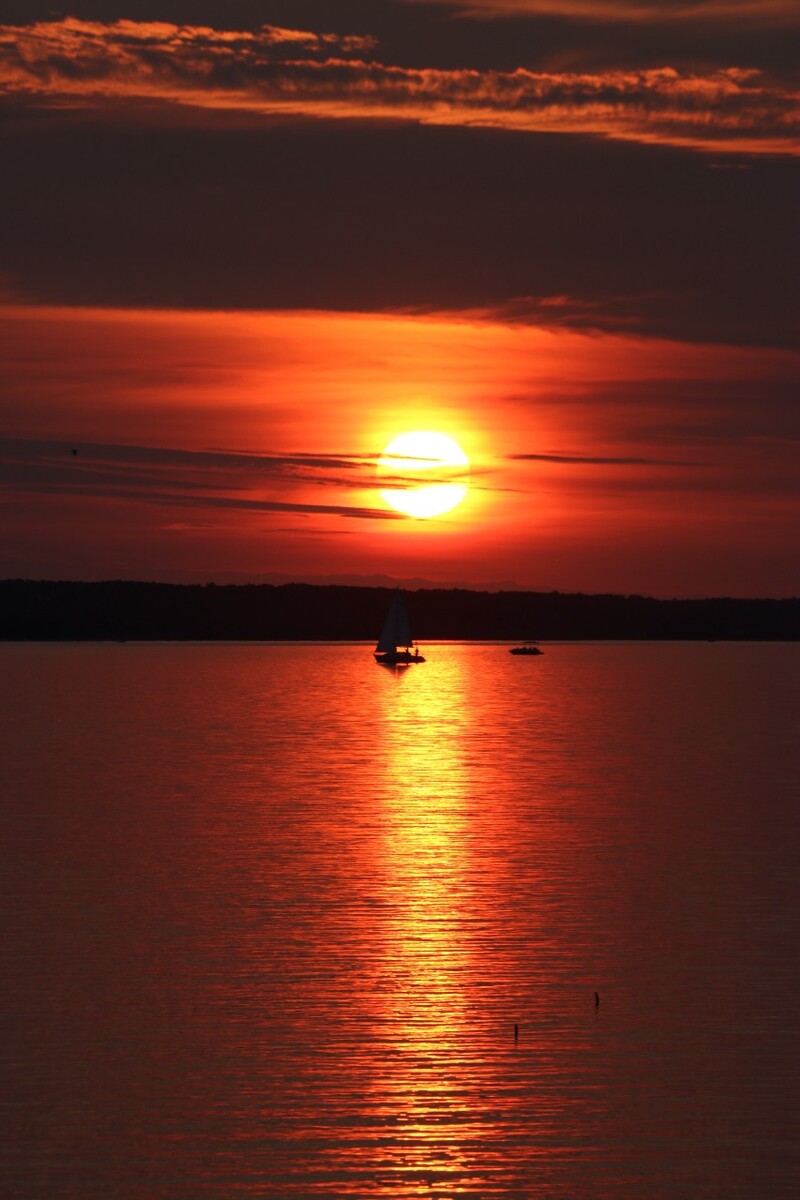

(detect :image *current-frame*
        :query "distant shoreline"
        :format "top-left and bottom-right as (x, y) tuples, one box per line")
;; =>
(1, 580), (797, 643)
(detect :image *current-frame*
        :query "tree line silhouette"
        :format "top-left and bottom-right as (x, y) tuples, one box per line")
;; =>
(1, 580), (797, 641)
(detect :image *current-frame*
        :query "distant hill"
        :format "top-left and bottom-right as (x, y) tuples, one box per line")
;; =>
(1, 579), (798, 641)
(173, 570), (525, 592)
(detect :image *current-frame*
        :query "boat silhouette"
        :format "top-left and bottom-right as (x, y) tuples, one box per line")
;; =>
(374, 591), (426, 665)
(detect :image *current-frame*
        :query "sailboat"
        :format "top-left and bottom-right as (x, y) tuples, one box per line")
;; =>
(374, 590), (426, 665)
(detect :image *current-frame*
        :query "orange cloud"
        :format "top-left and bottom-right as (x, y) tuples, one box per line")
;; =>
(0, 18), (796, 155)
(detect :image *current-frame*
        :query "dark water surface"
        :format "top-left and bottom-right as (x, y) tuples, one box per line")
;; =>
(2, 642), (798, 1198)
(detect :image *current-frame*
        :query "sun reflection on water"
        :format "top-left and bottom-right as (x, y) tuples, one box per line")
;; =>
(360, 656), (512, 1185)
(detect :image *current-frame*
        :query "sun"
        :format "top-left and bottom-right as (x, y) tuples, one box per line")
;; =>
(378, 431), (469, 519)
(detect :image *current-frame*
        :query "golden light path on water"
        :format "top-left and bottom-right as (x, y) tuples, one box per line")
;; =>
(329, 651), (606, 1192)
(368, 657), (486, 1183)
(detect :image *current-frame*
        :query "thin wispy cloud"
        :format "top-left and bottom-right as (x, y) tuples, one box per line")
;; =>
(27, 483), (401, 522)
(0, 19), (797, 155)
(509, 452), (710, 466)
(0, 437), (404, 521)
(413, 0), (800, 25)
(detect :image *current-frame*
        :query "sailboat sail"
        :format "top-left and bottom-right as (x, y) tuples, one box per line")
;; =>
(376, 590), (412, 653)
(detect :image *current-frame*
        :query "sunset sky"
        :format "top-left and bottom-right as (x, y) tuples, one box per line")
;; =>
(1, 1), (798, 596)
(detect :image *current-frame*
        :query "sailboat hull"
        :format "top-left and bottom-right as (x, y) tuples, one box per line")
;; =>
(374, 650), (425, 664)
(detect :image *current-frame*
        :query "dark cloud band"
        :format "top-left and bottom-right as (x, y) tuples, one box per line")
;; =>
(1, 18), (797, 154)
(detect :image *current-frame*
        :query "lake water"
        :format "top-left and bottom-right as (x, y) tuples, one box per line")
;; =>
(1, 641), (798, 1198)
